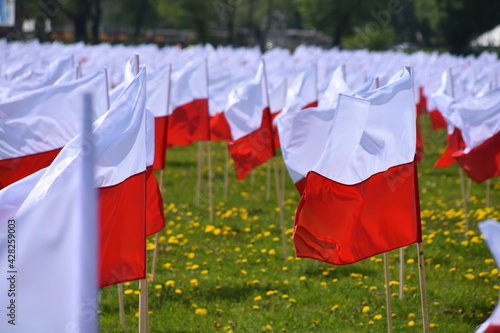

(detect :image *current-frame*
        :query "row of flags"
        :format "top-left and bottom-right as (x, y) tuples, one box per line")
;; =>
(0, 39), (499, 331)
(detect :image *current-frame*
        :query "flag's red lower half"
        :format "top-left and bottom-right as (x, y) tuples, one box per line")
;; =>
(146, 166), (165, 236)
(210, 112), (232, 141)
(294, 162), (421, 265)
(429, 109), (447, 130)
(98, 171), (146, 288)
(453, 131), (500, 183)
(167, 99), (210, 146)
(485, 324), (500, 333)
(153, 116), (167, 170)
(0, 148), (62, 189)
(295, 177), (306, 195)
(228, 109), (275, 180)
(434, 128), (465, 168)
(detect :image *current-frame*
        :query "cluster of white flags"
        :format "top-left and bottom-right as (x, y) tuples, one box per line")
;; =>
(1, 38), (500, 331)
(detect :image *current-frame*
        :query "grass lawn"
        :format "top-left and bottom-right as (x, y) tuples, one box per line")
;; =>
(99, 114), (500, 332)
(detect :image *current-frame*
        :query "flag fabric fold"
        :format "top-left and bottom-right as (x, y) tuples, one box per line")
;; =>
(293, 68), (421, 265)
(224, 62), (275, 179)
(0, 95), (98, 332)
(0, 70), (108, 189)
(167, 60), (210, 146)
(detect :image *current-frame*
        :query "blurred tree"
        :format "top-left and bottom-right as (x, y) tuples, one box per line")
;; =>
(416, 0), (500, 53)
(156, 0), (215, 44)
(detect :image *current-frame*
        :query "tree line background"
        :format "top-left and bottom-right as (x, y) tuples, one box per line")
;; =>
(3, 0), (500, 55)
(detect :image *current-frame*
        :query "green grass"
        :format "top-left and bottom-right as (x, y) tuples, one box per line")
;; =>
(99, 114), (500, 332)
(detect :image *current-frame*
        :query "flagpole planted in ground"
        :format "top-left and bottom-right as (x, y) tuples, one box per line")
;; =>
(196, 141), (204, 205)
(266, 161), (271, 200)
(132, 53), (150, 333)
(486, 179), (491, 208)
(224, 148), (229, 201)
(383, 252), (393, 333)
(151, 170), (165, 283)
(273, 158), (289, 261)
(417, 242), (430, 333)
(207, 141), (214, 223)
(399, 247), (405, 300)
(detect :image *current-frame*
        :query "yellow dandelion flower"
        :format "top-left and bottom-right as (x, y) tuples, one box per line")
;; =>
(373, 314), (382, 320)
(195, 308), (207, 315)
(124, 289), (133, 295)
(331, 305), (339, 311)
(299, 276), (307, 281)
(165, 280), (175, 287)
(465, 273), (475, 280)
(362, 306), (370, 313)
(254, 296), (262, 301)
(175, 289), (182, 294)
(154, 284), (162, 290)
(408, 321), (415, 326)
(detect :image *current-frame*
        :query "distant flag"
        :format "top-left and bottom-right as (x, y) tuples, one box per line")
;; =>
(452, 87), (500, 183)
(224, 61), (275, 179)
(293, 68), (421, 265)
(145, 64), (171, 170)
(167, 59), (210, 146)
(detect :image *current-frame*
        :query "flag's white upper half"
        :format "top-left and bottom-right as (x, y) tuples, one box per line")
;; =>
(0, 70), (108, 159)
(170, 59), (208, 112)
(278, 76), (377, 184)
(313, 67), (416, 185)
(447, 86), (500, 151)
(224, 62), (268, 141)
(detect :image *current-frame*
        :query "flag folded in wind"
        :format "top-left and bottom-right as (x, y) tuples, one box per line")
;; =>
(0, 70), (108, 189)
(0, 95), (98, 333)
(293, 68), (421, 265)
(451, 87), (500, 183)
(224, 61), (275, 179)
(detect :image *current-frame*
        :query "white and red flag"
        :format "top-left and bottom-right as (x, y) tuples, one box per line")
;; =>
(0, 95), (98, 333)
(0, 70), (108, 189)
(451, 87), (500, 183)
(293, 68), (422, 265)
(167, 59), (210, 146)
(222, 61), (275, 179)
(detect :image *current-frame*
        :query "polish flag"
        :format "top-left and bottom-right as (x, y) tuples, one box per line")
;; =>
(476, 219), (500, 333)
(428, 69), (454, 131)
(293, 68), (421, 265)
(452, 87), (500, 183)
(0, 95), (98, 333)
(0, 70), (108, 189)
(278, 77), (376, 194)
(167, 59), (210, 146)
(145, 64), (171, 170)
(92, 67), (149, 287)
(224, 61), (275, 179)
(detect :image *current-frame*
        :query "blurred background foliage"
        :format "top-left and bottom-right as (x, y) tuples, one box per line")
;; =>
(3, 0), (500, 54)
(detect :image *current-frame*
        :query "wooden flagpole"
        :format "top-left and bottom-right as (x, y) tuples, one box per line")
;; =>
(151, 64), (171, 283)
(151, 170), (164, 283)
(205, 58), (214, 224)
(262, 58), (289, 261)
(417, 242), (430, 333)
(399, 247), (405, 300)
(132, 54), (150, 333)
(105, 66), (126, 329)
(207, 142), (214, 223)
(195, 141), (204, 205)
(224, 148), (229, 201)
(266, 161), (271, 199)
(383, 253), (393, 333)
(117, 284), (126, 330)
(139, 279), (149, 333)
(486, 179), (491, 208)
